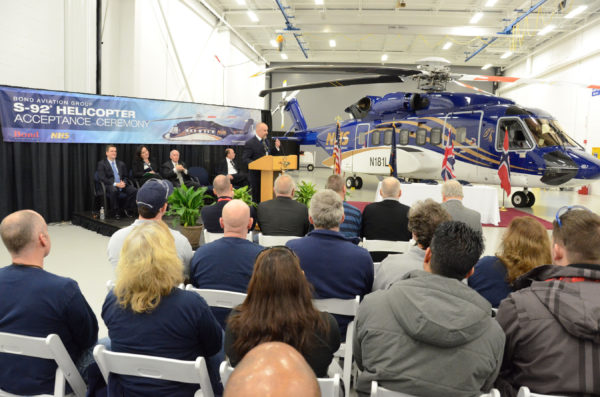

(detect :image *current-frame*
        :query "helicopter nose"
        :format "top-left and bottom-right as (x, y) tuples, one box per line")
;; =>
(541, 150), (578, 185)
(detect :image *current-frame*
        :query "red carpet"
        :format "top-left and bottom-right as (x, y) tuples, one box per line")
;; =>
(347, 202), (553, 229)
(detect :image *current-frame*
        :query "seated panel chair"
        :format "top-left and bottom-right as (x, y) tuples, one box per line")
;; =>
(0, 332), (86, 397)
(92, 171), (134, 216)
(188, 167), (210, 187)
(92, 345), (213, 397)
(370, 381), (501, 397)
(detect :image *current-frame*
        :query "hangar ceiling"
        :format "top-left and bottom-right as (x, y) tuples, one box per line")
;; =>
(198, 0), (600, 69)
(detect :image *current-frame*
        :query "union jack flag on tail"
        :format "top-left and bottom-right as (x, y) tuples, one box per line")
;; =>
(389, 124), (398, 178)
(441, 130), (456, 181)
(333, 122), (342, 175)
(498, 127), (512, 196)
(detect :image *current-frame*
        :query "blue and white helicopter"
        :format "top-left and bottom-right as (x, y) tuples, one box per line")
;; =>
(259, 59), (600, 208)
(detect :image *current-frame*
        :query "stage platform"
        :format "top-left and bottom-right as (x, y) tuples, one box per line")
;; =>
(72, 212), (134, 237)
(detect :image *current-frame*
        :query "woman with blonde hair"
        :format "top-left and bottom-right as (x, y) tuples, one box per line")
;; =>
(469, 216), (552, 307)
(225, 246), (340, 377)
(102, 221), (223, 396)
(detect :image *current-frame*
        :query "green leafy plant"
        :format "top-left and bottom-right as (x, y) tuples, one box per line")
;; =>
(294, 181), (317, 207)
(234, 185), (257, 208)
(166, 185), (213, 227)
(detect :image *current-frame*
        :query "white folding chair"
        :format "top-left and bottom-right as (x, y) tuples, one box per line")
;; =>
(312, 296), (360, 391)
(93, 345), (213, 397)
(362, 239), (409, 254)
(0, 332), (86, 397)
(257, 233), (298, 247)
(106, 280), (114, 292)
(370, 381), (501, 397)
(517, 386), (566, 397)
(185, 285), (247, 309)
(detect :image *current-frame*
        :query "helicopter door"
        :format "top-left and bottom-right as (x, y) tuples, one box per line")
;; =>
(354, 123), (370, 172)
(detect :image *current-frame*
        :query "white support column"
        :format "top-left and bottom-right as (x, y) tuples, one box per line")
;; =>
(64, 0), (96, 93)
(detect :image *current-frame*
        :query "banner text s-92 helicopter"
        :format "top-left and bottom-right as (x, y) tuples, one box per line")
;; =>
(258, 58), (600, 208)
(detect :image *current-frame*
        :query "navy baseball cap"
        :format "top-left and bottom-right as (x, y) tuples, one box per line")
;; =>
(136, 179), (174, 210)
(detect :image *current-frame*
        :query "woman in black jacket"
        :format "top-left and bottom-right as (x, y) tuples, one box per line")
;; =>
(132, 145), (162, 185)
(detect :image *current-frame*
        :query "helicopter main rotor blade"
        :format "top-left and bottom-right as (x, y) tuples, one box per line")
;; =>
(252, 65), (421, 78)
(259, 75), (407, 97)
(450, 80), (495, 96)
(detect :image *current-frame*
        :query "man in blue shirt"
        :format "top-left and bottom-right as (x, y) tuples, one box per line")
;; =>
(325, 174), (361, 239)
(0, 210), (98, 395)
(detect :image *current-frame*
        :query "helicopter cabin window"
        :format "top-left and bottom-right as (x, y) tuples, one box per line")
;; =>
(416, 128), (427, 146)
(455, 127), (467, 144)
(358, 132), (366, 146)
(371, 131), (381, 146)
(430, 128), (442, 145)
(399, 129), (410, 145)
(383, 129), (393, 145)
(496, 118), (533, 151)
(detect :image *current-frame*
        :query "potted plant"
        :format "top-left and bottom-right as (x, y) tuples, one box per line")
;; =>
(294, 181), (317, 207)
(233, 185), (257, 208)
(166, 185), (213, 249)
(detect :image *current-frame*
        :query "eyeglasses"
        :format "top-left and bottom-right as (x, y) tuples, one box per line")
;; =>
(555, 205), (591, 227)
(256, 245), (298, 260)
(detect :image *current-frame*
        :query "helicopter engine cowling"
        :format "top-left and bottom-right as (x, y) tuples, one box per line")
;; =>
(345, 93), (430, 119)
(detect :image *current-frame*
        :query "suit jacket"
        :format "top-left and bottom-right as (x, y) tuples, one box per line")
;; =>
(132, 158), (159, 179)
(97, 158), (129, 186)
(216, 158), (239, 176)
(160, 160), (192, 183)
(201, 197), (257, 233)
(361, 199), (411, 241)
(242, 136), (278, 169)
(441, 199), (482, 234)
(257, 196), (310, 236)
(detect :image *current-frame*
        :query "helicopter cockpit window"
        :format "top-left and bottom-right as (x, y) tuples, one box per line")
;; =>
(399, 129), (409, 145)
(371, 131), (381, 146)
(416, 128), (427, 146)
(496, 118), (533, 151)
(383, 129), (393, 145)
(430, 128), (442, 145)
(524, 117), (582, 149)
(455, 127), (467, 144)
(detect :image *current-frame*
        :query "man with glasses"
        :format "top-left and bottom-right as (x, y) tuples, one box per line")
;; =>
(495, 206), (600, 397)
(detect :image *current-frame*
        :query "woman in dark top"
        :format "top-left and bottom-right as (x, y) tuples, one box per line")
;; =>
(469, 216), (552, 307)
(225, 246), (340, 377)
(131, 145), (161, 185)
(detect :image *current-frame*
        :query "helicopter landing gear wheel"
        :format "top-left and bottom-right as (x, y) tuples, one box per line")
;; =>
(355, 177), (363, 189)
(346, 177), (355, 189)
(307, 164), (314, 172)
(511, 191), (528, 208)
(526, 191), (535, 207)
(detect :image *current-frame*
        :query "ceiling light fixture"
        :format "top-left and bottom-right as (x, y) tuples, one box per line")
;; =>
(397, 0), (407, 8)
(247, 10), (259, 22)
(270, 39), (278, 48)
(442, 41), (453, 50)
(470, 12), (484, 24)
(500, 51), (513, 59)
(236, 0), (245, 4)
(329, 39), (336, 47)
(381, 54), (388, 62)
(538, 24), (556, 36)
(280, 53), (288, 60)
(315, 0), (324, 4)
(565, 5), (587, 18)
(484, 0), (497, 6)
(481, 64), (493, 70)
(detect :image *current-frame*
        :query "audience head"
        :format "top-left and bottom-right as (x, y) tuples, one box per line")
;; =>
(441, 180), (463, 201)
(274, 174), (295, 197)
(105, 144), (117, 161)
(497, 216), (552, 282)
(114, 221), (183, 313)
(136, 179), (174, 219)
(228, 246), (327, 360)
(256, 122), (269, 139)
(224, 342), (320, 397)
(380, 177), (401, 199)
(309, 189), (344, 230)
(0, 210), (50, 261)
(225, 148), (235, 159)
(213, 174), (233, 197)
(169, 149), (180, 163)
(426, 221), (484, 280)
(220, 199), (252, 238)
(408, 199), (452, 249)
(325, 174), (345, 200)
(135, 145), (150, 161)
(552, 206), (600, 266)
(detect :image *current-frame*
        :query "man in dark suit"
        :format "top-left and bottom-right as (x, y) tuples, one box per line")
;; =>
(242, 122), (281, 203)
(216, 148), (247, 188)
(361, 177), (411, 261)
(201, 174), (256, 233)
(160, 149), (201, 189)
(257, 174), (309, 236)
(96, 144), (137, 219)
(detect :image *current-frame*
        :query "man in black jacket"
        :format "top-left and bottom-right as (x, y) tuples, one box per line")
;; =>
(201, 175), (256, 233)
(257, 174), (309, 236)
(217, 148), (247, 188)
(160, 149), (200, 189)
(242, 122), (280, 203)
(96, 144), (137, 219)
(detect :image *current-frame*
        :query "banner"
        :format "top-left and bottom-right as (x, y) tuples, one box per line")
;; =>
(0, 85), (262, 145)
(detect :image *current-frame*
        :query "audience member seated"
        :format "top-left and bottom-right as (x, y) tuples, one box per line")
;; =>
(131, 145), (162, 186)
(354, 221), (504, 397)
(257, 174), (310, 236)
(469, 216), (551, 307)
(107, 179), (193, 277)
(325, 174), (361, 239)
(96, 144), (137, 219)
(160, 149), (201, 189)
(287, 189), (373, 336)
(495, 207), (600, 397)
(225, 247), (340, 377)
(441, 180), (482, 234)
(201, 175), (256, 233)
(102, 221), (224, 396)
(373, 199), (451, 290)
(191, 199), (263, 328)
(217, 148), (248, 188)
(0, 210), (98, 395)
(361, 177), (411, 261)
(224, 342), (320, 397)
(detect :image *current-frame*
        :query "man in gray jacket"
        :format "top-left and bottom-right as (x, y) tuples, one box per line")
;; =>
(354, 221), (504, 397)
(495, 207), (600, 397)
(441, 180), (482, 234)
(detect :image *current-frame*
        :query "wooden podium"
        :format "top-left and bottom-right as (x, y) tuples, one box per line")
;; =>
(248, 155), (298, 202)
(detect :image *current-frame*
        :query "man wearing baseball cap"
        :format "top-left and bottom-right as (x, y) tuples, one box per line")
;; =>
(107, 178), (193, 276)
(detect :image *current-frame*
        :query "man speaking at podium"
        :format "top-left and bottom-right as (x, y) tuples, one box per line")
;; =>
(242, 122), (281, 203)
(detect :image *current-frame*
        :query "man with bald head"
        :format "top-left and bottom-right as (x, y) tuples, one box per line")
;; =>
(0, 210), (98, 395)
(160, 149), (201, 188)
(201, 174), (256, 233)
(242, 122), (281, 203)
(224, 342), (320, 397)
(190, 200), (263, 328)
(257, 174), (310, 236)
(361, 177), (412, 262)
